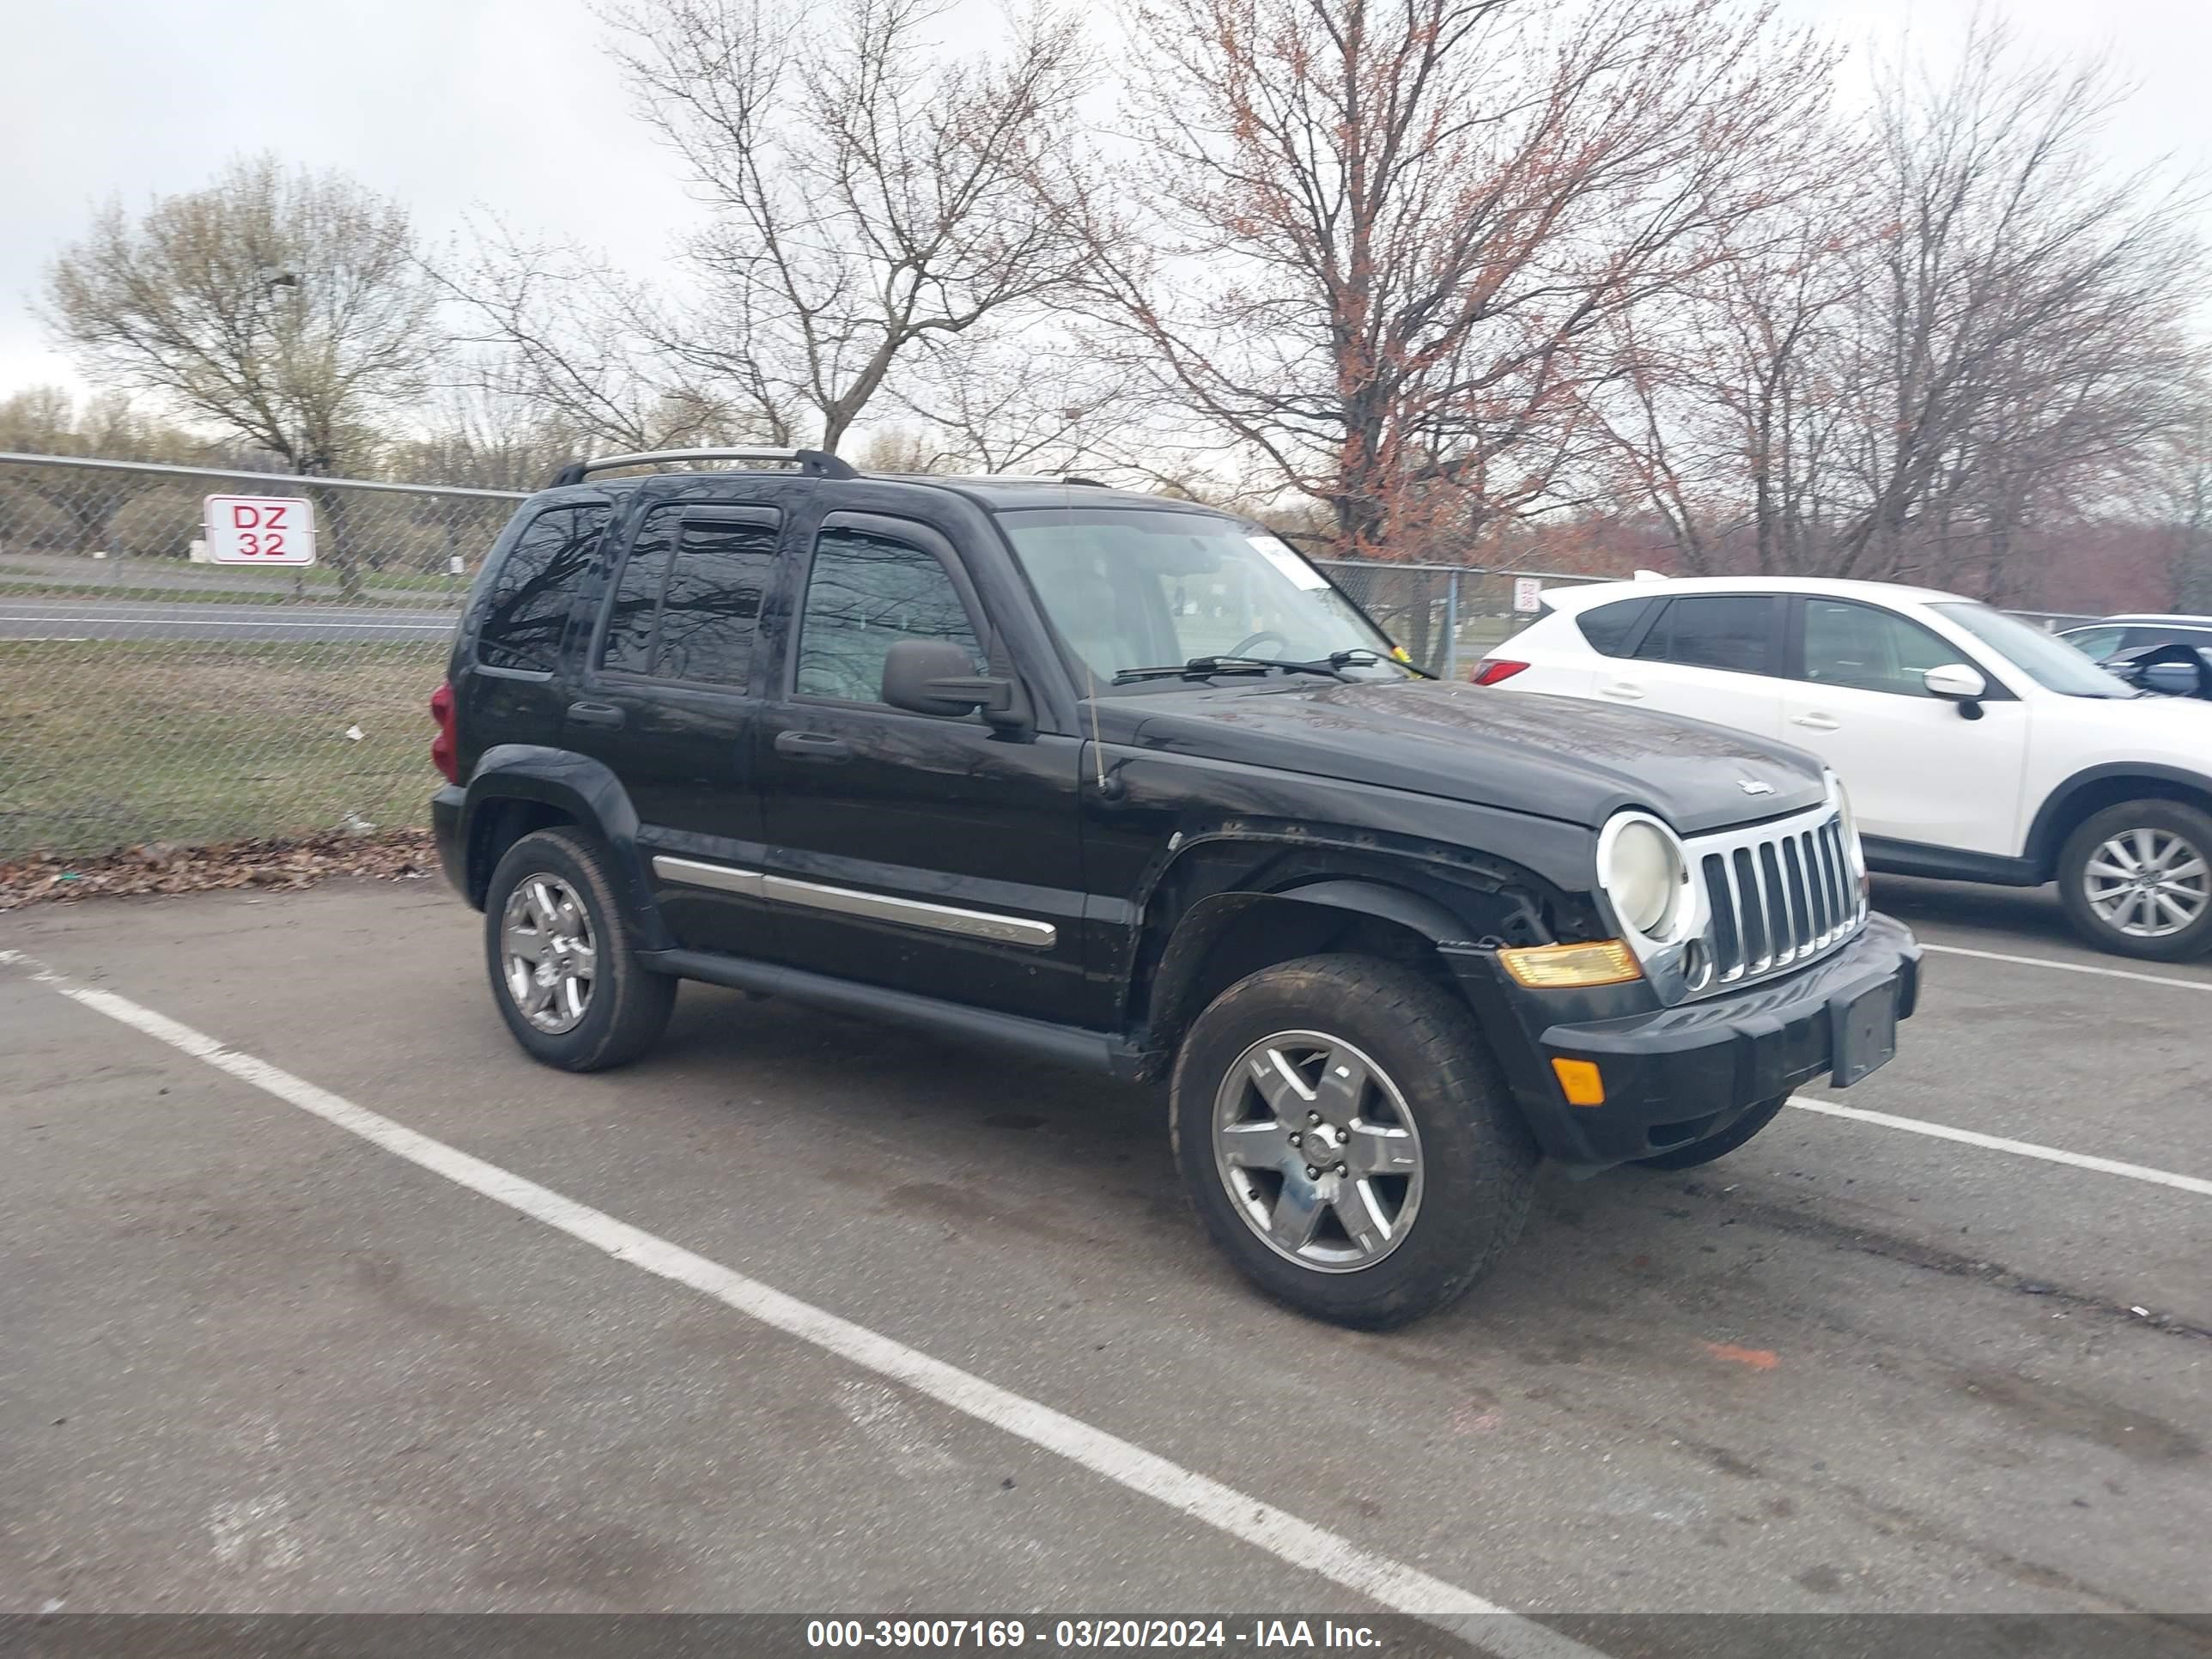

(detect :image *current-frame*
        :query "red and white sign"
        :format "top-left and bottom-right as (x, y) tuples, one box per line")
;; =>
(202, 495), (317, 566)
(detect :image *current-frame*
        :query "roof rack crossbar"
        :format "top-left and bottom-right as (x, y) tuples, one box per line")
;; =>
(548, 447), (857, 488)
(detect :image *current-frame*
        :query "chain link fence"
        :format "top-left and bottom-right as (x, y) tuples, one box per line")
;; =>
(0, 452), (524, 859)
(0, 450), (2136, 860)
(1312, 559), (1610, 679)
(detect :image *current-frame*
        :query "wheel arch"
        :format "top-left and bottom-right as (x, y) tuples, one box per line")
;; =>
(460, 747), (670, 950)
(1137, 872), (1527, 1063)
(2027, 764), (2212, 880)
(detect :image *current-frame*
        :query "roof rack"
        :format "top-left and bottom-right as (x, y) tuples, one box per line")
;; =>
(548, 447), (858, 488)
(952, 472), (1109, 487)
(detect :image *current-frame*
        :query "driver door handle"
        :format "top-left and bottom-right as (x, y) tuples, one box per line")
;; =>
(775, 730), (852, 763)
(1791, 713), (1840, 732)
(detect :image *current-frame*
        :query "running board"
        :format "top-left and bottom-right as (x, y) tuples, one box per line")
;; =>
(639, 949), (1155, 1081)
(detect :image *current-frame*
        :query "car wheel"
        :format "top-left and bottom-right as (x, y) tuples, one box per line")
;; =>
(2057, 800), (2212, 962)
(1629, 1094), (1788, 1170)
(1170, 954), (1539, 1329)
(484, 828), (678, 1070)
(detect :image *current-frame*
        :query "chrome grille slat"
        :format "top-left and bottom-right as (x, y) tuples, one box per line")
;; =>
(1680, 802), (1863, 998)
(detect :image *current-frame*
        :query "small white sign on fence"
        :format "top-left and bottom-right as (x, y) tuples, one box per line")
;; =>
(1511, 575), (1543, 613)
(203, 495), (317, 566)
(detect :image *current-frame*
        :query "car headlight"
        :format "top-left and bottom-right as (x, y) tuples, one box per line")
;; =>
(1598, 812), (1689, 939)
(1829, 773), (1868, 882)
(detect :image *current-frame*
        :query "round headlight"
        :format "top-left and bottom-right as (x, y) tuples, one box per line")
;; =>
(1830, 775), (1868, 879)
(1602, 816), (1686, 939)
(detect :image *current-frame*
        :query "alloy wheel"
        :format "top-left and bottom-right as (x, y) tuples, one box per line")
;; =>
(2082, 829), (2210, 939)
(1211, 1030), (1424, 1273)
(500, 874), (599, 1033)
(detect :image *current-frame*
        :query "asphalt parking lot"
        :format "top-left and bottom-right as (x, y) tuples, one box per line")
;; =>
(3, 873), (2207, 1638)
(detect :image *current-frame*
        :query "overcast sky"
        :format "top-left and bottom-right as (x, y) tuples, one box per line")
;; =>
(3, 0), (2206, 400)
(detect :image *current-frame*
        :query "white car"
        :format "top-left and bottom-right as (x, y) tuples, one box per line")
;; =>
(1480, 576), (2212, 961)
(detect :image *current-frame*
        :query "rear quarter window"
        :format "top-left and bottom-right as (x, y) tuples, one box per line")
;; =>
(1574, 597), (1658, 657)
(475, 503), (611, 673)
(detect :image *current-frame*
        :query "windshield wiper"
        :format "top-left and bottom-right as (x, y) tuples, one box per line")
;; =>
(1111, 653), (1354, 685)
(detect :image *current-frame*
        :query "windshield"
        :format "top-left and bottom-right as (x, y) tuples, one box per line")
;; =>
(1929, 602), (2136, 698)
(996, 507), (1407, 686)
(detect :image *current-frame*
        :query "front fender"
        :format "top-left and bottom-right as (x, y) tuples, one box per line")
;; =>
(460, 746), (668, 948)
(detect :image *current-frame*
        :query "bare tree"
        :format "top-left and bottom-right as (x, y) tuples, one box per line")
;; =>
(449, 0), (1097, 457)
(43, 156), (443, 593)
(44, 157), (439, 475)
(1056, 0), (1836, 571)
(1601, 21), (2208, 589)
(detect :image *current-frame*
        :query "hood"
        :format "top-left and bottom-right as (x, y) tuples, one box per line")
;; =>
(1115, 678), (1828, 836)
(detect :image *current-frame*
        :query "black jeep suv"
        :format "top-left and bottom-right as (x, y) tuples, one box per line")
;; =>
(431, 447), (1919, 1328)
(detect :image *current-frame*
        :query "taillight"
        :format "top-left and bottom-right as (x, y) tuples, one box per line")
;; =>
(429, 682), (459, 783)
(1471, 659), (1529, 686)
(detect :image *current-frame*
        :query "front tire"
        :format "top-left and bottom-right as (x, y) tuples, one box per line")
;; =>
(2057, 800), (2212, 962)
(1170, 954), (1538, 1329)
(484, 828), (677, 1071)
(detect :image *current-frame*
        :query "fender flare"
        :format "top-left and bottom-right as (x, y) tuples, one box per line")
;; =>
(1140, 877), (1496, 1053)
(459, 746), (668, 947)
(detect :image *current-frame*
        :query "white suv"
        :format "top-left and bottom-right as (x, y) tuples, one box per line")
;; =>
(1484, 576), (2212, 961)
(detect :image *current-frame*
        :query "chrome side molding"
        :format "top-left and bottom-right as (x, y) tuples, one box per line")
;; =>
(650, 856), (1057, 950)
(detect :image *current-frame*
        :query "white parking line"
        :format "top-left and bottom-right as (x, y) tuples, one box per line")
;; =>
(1786, 1096), (2212, 1197)
(0, 949), (1598, 1659)
(1918, 941), (2210, 992)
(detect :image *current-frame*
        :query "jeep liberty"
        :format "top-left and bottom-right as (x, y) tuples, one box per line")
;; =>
(431, 447), (1920, 1328)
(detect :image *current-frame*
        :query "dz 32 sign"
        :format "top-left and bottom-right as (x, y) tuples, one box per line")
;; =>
(203, 495), (318, 566)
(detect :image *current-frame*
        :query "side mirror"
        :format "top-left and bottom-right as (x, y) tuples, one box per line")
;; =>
(1923, 663), (1987, 716)
(881, 637), (1018, 723)
(2141, 662), (2203, 698)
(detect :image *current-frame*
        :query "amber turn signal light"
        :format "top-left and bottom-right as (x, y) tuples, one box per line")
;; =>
(1496, 939), (1643, 989)
(1550, 1058), (1606, 1106)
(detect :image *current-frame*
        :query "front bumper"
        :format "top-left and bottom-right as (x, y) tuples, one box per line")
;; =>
(1449, 913), (1921, 1169)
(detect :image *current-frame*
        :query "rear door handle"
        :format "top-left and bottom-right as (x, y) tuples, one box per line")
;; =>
(1599, 682), (1645, 701)
(1790, 713), (1840, 732)
(775, 730), (852, 763)
(567, 701), (626, 730)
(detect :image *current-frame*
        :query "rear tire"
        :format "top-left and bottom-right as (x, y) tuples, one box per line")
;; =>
(2057, 799), (2212, 962)
(1630, 1095), (1787, 1170)
(484, 828), (677, 1071)
(1170, 954), (1538, 1329)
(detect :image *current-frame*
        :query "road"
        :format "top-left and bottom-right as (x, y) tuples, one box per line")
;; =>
(0, 597), (458, 642)
(2, 874), (2206, 1647)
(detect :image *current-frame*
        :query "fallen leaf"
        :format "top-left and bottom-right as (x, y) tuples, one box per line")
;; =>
(1704, 1342), (1779, 1370)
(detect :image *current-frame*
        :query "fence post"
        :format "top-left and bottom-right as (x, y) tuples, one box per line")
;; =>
(1442, 572), (1461, 681)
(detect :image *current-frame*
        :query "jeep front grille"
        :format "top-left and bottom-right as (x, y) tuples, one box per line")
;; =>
(1692, 806), (1863, 988)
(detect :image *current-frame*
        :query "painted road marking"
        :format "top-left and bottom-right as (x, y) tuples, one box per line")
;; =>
(1786, 1096), (2212, 1197)
(0, 950), (1599, 1659)
(1919, 941), (2210, 993)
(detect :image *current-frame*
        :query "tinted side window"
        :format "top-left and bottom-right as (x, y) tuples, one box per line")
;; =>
(654, 519), (781, 688)
(795, 526), (983, 703)
(599, 513), (674, 677)
(1801, 599), (1957, 696)
(2065, 627), (2124, 662)
(476, 504), (608, 672)
(1636, 595), (1774, 674)
(1576, 597), (1657, 657)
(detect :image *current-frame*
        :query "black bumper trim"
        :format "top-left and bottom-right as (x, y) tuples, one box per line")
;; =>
(1449, 914), (1921, 1170)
